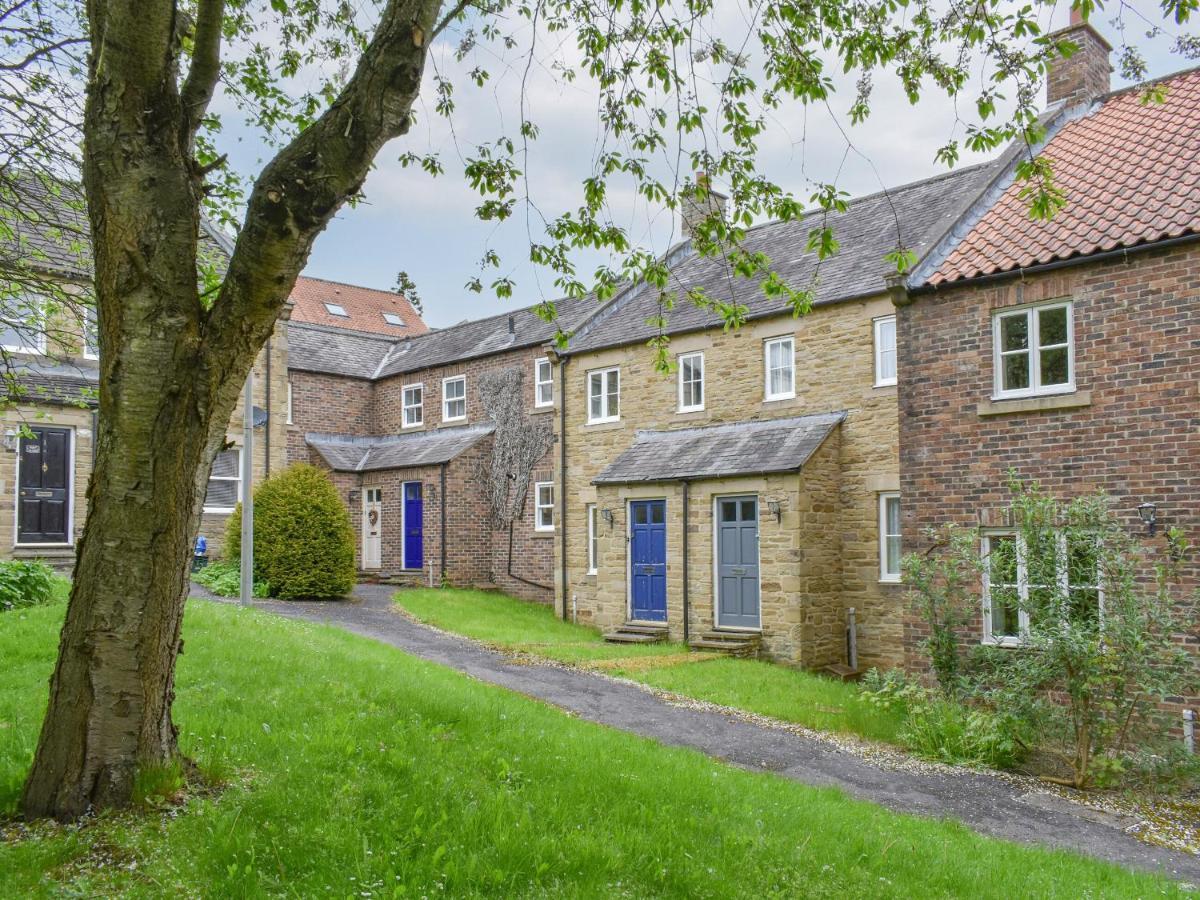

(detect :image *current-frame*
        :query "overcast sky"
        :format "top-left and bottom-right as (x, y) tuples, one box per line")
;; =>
(221, 3), (1186, 328)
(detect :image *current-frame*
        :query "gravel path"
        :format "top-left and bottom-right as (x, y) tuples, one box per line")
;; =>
(193, 583), (1200, 883)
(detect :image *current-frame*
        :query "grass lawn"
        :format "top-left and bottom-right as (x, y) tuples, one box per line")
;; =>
(0, 602), (1184, 897)
(396, 588), (905, 744)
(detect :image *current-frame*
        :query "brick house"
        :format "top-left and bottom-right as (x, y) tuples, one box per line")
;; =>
(893, 22), (1199, 708)
(0, 182), (289, 566)
(552, 162), (999, 669)
(285, 299), (593, 601)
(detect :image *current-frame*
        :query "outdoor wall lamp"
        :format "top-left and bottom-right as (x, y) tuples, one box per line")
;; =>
(766, 498), (784, 523)
(2, 429), (17, 452)
(1137, 502), (1158, 536)
(602, 508), (615, 529)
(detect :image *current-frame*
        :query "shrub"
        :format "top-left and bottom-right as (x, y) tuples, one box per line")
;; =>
(912, 479), (1197, 789)
(225, 463), (354, 600)
(901, 524), (980, 696)
(0, 559), (57, 612)
(193, 560), (270, 598)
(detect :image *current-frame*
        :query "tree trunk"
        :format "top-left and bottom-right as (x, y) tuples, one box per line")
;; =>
(20, 0), (440, 820)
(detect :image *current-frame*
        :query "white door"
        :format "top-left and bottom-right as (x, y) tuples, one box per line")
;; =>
(362, 488), (382, 569)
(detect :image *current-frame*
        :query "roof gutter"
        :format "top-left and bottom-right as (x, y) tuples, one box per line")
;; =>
(908, 232), (1200, 297)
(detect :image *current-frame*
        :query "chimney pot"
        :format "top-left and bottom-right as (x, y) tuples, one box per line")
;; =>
(507, 315), (515, 334)
(1046, 12), (1112, 107)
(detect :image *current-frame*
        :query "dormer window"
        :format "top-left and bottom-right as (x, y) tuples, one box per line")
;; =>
(383, 313), (405, 327)
(323, 302), (349, 317)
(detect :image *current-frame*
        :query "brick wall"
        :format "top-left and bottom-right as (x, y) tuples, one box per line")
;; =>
(561, 296), (904, 668)
(286, 370), (375, 465)
(288, 343), (558, 601)
(897, 242), (1200, 710)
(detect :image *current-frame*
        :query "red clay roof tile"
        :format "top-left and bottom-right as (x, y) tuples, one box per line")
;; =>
(288, 275), (429, 337)
(930, 68), (1200, 284)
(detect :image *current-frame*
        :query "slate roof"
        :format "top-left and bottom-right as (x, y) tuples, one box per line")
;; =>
(371, 295), (597, 380)
(4, 362), (100, 407)
(593, 412), (845, 484)
(288, 275), (429, 337)
(929, 66), (1200, 284)
(566, 162), (1000, 356)
(286, 321), (397, 379)
(305, 424), (494, 472)
(1, 174), (233, 280)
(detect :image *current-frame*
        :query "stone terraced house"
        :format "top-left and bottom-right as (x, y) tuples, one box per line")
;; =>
(893, 24), (1199, 712)
(550, 162), (1000, 671)
(0, 181), (289, 567)
(3, 15), (1194, 702)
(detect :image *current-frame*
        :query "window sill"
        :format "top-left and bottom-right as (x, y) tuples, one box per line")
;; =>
(873, 380), (897, 390)
(878, 576), (902, 585)
(584, 418), (622, 430)
(532, 530), (556, 539)
(981, 637), (1026, 649)
(676, 407), (706, 419)
(763, 394), (795, 404)
(978, 390), (1091, 417)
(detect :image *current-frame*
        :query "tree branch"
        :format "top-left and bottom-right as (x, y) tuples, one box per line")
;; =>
(433, 0), (472, 39)
(201, 0), (444, 380)
(178, 0), (225, 148)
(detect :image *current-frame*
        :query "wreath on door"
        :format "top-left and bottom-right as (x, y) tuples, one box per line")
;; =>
(368, 509), (379, 526)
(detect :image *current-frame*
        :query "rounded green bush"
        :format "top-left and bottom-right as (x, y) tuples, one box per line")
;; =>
(225, 463), (355, 600)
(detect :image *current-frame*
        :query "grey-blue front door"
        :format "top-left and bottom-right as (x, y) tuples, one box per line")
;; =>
(717, 495), (760, 629)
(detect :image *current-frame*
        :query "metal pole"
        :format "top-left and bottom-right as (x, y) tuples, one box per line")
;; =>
(240, 371), (254, 606)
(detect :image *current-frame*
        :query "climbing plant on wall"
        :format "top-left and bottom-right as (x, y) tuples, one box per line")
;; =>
(475, 367), (553, 530)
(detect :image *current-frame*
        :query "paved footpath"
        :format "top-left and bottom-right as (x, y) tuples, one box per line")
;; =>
(195, 583), (1200, 883)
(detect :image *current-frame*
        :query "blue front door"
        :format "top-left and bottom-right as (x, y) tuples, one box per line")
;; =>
(403, 482), (423, 570)
(629, 499), (667, 621)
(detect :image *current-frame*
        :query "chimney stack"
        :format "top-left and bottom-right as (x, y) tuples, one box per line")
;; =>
(1045, 8), (1112, 107)
(681, 171), (729, 242)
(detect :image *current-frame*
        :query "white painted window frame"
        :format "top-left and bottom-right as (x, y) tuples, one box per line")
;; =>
(534, 481), (554, 532)
(992, 300), (1075, 400)
(323, 302), (349, 317)
(534, 357), (554, 408)
(878, 492), (902, 582)
(383, 312), (405, 327)
(286, 382), (293, 425)
(763, 335), (795, 401)
(677, 351), (705, 412)
(402, 383), (424, 428)
(981, 529), (1104, 646)
(873, 315), (897, 387)
(203, 447), (242, 514)
(441, 376), (466, 422)
(0, 296), (46, 355)
(586, 503), (598, 574)
(587, 366), (620, 424)
(83, 306), (100, 360)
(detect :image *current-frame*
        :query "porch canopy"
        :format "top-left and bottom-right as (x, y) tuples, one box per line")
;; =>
(306, 424), (494, 473)
(592, 411), (845, 485)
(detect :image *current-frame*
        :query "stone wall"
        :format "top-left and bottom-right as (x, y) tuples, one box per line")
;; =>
(897, 242), (1199, 711)
(559, 295), (904, 668)
(0, 315), (289, 566)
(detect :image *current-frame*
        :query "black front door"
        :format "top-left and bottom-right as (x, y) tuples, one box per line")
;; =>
(18, 426), (70, 544)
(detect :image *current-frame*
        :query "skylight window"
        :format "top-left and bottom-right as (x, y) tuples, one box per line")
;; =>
(323, 302), (349, 317)
(383, 313), (405, 326)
